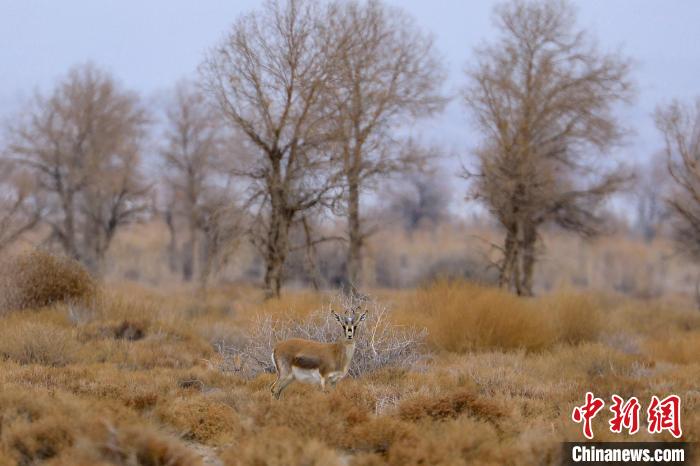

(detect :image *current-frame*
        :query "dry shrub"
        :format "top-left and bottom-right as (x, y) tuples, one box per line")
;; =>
(221, 426), (341, 466)
(348, 416), (419, 455)
(246, 387), (371, 449)
(0, 321), (77, 366)
(218, 295), (427, 377)
(0, 388), (81, 464)
(0, 386), (199, 466)
(54, 424), (203, 466)
(387, 417), (503, 466)
(0, 364), (181, 414)
(221, 380), (378, 452)
(0, 250), (96, 312)
(155, 395), (241, 444)
(397, 388), (505, 423)
(3, 417), (75, 464)
(406, 281), (601, 352)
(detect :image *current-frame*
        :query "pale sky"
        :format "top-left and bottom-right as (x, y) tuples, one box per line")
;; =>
(1, 0), (699, 189)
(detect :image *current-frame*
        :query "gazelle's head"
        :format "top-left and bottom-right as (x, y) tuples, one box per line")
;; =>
(331, 308), (367, 341)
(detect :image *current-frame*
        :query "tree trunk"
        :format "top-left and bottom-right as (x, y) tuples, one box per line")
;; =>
(519, 223), (537, 296)
(499, 227), (518, 291)
(61, 192), (80, 261)
(263, 215), (289, 298)
(182, 217), (197, 282)
(165, 210), (178, 274)
(346, 175), (362, 287)
(198, 229), (212, 297)
(263, 155), (291, 299)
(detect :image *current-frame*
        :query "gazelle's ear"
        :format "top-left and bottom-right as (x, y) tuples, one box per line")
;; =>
(358, 311), (368, 322)
(331, 310), (342, 322)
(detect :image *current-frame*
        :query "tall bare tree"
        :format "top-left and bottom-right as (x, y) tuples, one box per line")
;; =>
(463, 0), (633, 295)
(323, 0), (445, 286)
(201, 0), (340, 297)
(655, 98), (700, 260)
(6, 63), (149, 274)
(160, 81), (230, 282)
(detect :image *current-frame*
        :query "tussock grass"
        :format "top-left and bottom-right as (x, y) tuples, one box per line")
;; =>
(0, 320), (78, 366)
(404, 281), (601, 352)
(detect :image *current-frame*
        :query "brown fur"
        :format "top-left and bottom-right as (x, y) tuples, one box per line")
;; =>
(271, 338), (356, 399)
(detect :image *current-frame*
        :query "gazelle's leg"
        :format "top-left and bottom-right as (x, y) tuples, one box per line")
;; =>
(320, 376), (327, 393)
(271, 350), (295, 399)
(270, 376), (279, 397)
(273, 374), (294, 399)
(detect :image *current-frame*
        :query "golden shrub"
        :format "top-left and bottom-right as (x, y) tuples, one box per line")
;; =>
(3, 417), (75, 464)
(387, 417), (503, 466)
(0, 250), (96, 312)
(52, 424), (203, 466)
(405, 281), (554, 352)
(403, 281), (602, 352)
(156, 395), (241, 444)
(397, 388), (505, 423)
(348, 417), (419, 455)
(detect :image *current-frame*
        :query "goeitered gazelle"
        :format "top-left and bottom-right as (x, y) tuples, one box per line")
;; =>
(270, 307), (367, 399)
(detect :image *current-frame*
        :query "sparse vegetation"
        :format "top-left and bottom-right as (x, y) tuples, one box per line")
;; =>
(0, 280), (696, 464)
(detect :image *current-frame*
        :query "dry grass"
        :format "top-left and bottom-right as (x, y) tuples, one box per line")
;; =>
(0, 321), (77, 366)
(0, 279), (697, 464)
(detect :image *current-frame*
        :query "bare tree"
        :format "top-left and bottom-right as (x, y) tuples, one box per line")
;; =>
(160, 80), (230, 282)
(323, 0), (445, 286)
(200, 0), (340, 297)
(462, 0), (633, 296)
(655, 99), (700, 261)
(6, 63), (149, 274)
(0, 158), (43, 251)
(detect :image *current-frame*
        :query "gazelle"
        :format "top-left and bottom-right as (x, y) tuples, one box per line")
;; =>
(270, 307), (367, 399)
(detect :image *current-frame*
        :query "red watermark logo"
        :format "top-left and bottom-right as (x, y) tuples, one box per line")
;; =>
(571, 392), (681, 440)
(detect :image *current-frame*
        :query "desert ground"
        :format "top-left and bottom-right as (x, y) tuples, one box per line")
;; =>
(0, 251), (697, 466)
